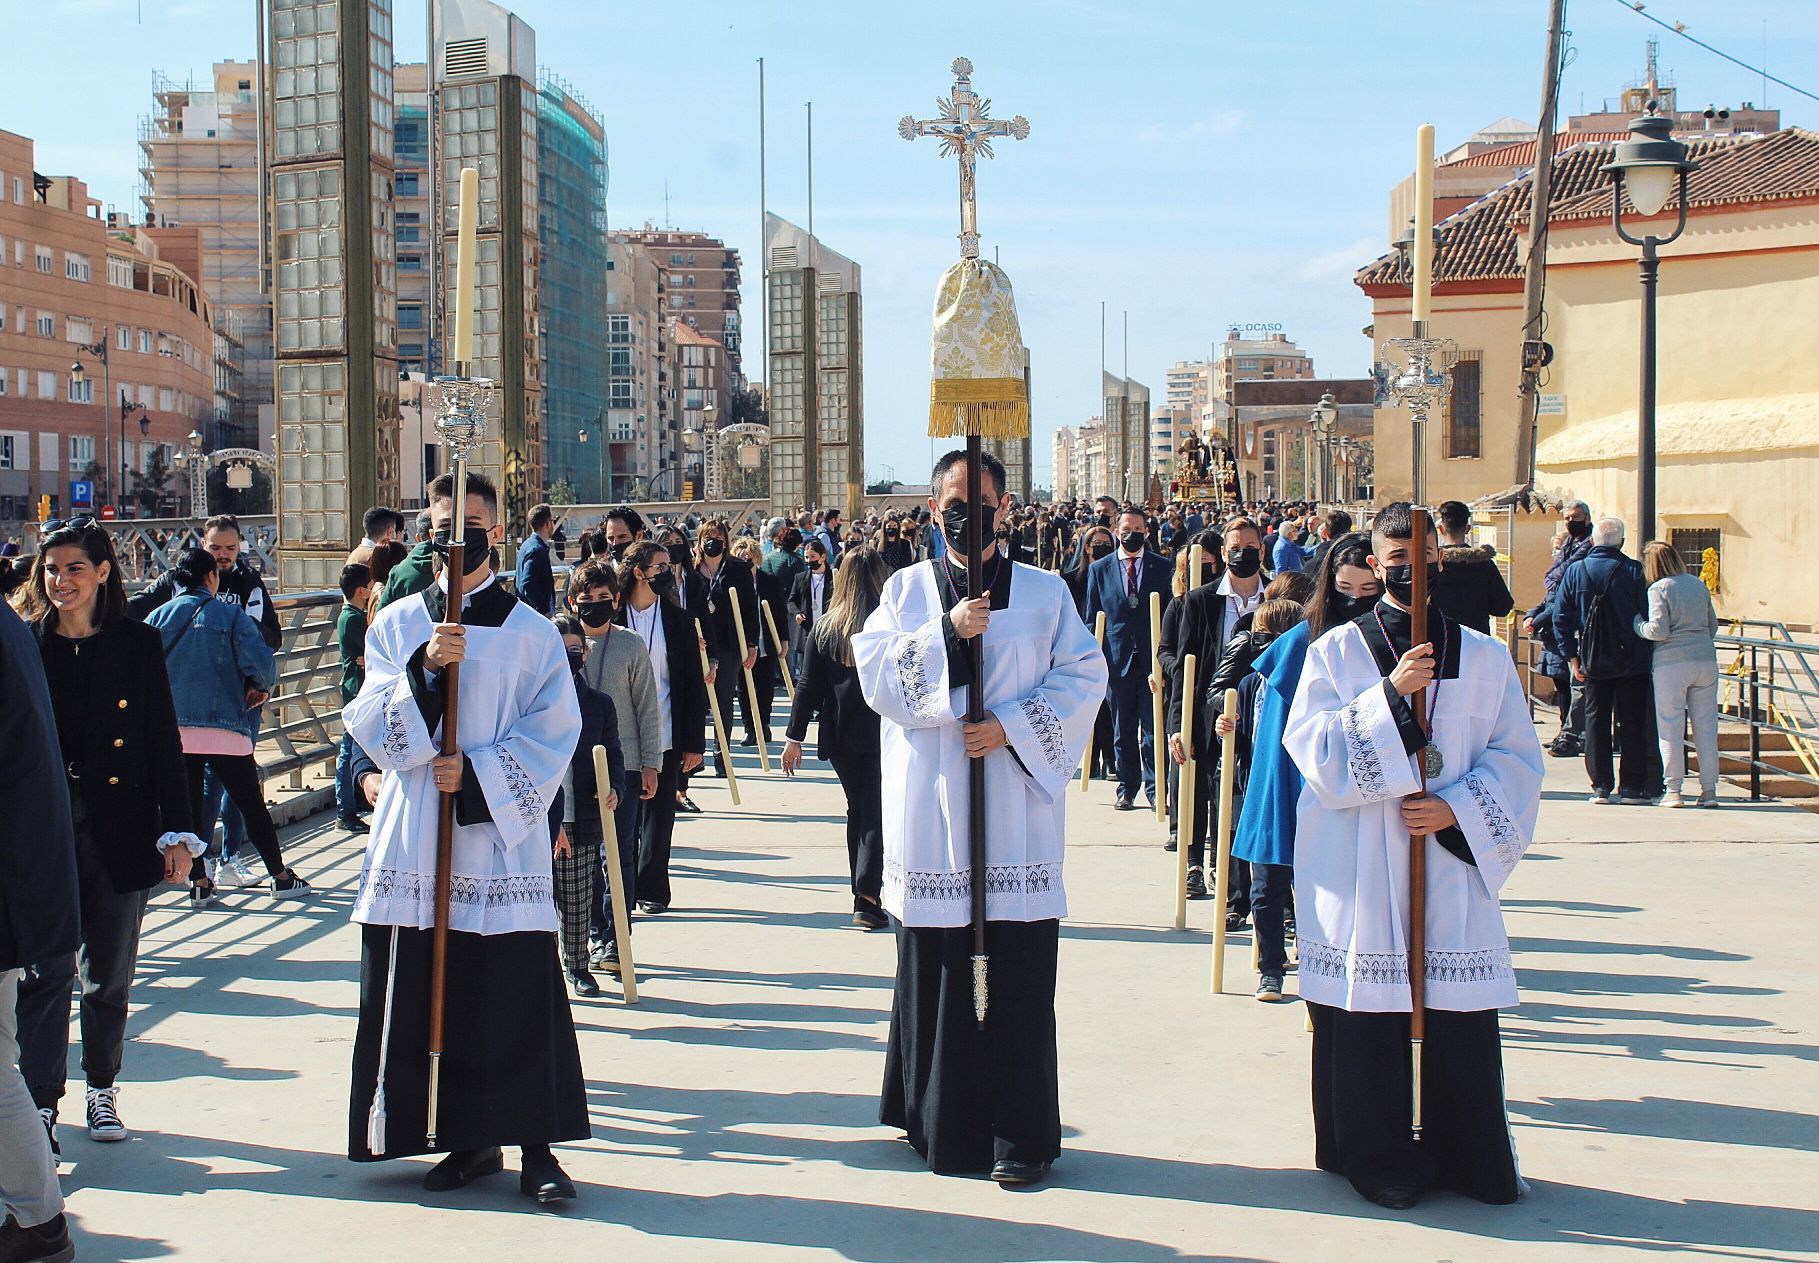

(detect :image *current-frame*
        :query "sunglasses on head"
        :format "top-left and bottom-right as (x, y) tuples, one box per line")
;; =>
(43, 516), (99, 536)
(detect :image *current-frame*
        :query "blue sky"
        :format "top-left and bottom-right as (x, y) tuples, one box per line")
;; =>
(7, 0), (1814, 489)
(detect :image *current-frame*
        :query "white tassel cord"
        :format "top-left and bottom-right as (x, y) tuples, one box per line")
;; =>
(366, 926), (401, 1155)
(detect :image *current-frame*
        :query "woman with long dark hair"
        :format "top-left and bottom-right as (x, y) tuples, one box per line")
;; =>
(781, 545), (892, 929)
(13, 519), (199, 1148)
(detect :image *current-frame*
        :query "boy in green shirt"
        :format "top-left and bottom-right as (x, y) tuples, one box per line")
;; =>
(335, 563), (372, 832)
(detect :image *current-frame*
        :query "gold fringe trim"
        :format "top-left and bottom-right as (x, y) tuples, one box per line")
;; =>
(927, 399), (1031, 440)
(930, 376), (1029, 405)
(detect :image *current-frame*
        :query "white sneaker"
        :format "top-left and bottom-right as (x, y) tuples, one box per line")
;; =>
(38, 1106), (59, 1158)
(1698, 790), (1722, 808)
(225, 855), (263, 888)
(1660, 792), (1684, 808)
(1588, 792), (1612, 805)
(86, 1085), (127, 1142)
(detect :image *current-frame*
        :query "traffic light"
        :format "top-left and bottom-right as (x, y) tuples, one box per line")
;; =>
(682, 479), (697, 502)
(37, 494), (51, 523)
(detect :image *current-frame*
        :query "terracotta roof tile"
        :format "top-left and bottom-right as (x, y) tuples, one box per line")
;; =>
(1445, 132), (1632, 168)
(1356, 129), (1817, 290)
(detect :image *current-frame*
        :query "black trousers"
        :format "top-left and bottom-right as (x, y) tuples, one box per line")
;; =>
(1583, 673), (1659, 797)
(182, 752), (287, 880)
(1167, 757), (1219, 866)
(1090, 702), (1114, 778)
(1309, 1003), (1521, 1205)
(883, 919), (1061, 1175)
(707, 667), (740, 776)
(17, 814), (149, 1108)
(742, 657), (777, 744)
(829, 750), (883, 907)
(637, 749), (684, 907)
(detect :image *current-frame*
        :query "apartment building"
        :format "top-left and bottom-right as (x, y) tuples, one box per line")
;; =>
(764, 213), (862, 518)
(615, 227), (742, 384)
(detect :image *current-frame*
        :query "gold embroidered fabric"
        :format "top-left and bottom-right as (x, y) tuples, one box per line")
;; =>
(927, 257), (1031, 440)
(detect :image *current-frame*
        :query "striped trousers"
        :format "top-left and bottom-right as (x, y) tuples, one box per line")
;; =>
(553, 828), (602, 975)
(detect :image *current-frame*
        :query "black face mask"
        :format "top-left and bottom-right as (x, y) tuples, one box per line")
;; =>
(1329, 592), (1378, 624)
(609, 540), (630, 561)
(646, 569), (675, 597)
(885, 529), (899, 540)
(1380, 562), (1441, 605)
(1566, 518), (1592, 540)
(1119, 531), (1147, 554)
(667, 545), (690, 570)
(1226, 546), (1262, 579)
(432, 526), (492, 577)
(809, 557), (825, 571)
(701, 537), (725, 558)
(1096, 513), (1112, 528)
(1089, 542), (1114, 561)
(565, 648), (586, 675)
(576, 599), (614, 628)
(942, 503), (995, 555)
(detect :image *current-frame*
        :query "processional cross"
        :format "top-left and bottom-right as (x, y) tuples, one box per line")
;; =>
(899, 57), (1030, 258)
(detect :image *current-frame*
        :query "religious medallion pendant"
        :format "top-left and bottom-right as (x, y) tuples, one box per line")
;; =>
(1422, 743), (1444, 780)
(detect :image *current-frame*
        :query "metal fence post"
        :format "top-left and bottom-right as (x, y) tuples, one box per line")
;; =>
(1748, 669), (1762, 802)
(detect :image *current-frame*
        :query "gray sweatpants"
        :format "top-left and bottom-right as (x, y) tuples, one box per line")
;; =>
(0, 969), (63, 1229)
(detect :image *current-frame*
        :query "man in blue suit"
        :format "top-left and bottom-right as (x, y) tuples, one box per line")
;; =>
(1086, 507), (1174, 810)
(516, 503), (556, 616)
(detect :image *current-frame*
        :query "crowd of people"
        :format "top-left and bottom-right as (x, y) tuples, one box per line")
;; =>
(0, 461), (1730, 1253)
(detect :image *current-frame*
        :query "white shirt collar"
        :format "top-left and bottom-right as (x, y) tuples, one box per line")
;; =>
(435, 570), (497, 606)
(1216, 571), (1264, 610)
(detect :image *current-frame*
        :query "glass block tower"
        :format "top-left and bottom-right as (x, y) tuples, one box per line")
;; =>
(983, 346), (1033, 501)
(536, 70), (607, 504)
(268, 0), (399, 590)
(434, 0), (543, 534)
(764, 213), (862, 518)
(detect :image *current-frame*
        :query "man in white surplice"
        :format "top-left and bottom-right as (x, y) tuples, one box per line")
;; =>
(853, 449), (1105, 1185)
(1283, 502), (1543, 1209)
(341, 471), (588, 1205)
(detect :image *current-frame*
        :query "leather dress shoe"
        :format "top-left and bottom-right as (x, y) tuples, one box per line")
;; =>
(423, 1146), (503, 1191)
(568, 969), (601, 998)
(521, 1151), (577, 1205)
(1370, 1185), (1422, 1210)
(990, 1158), (1050, 1186)
(1114, 794), (1135, 811)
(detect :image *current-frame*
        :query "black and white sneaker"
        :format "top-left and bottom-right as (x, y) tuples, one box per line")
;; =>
(271, 870), (314, 901)
(38, 1106), (58, 1158)
(86, 1085), (127, 1142)
(1255, 973), (1286, 1003)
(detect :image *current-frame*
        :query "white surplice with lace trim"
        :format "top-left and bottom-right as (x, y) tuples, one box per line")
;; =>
(343, 574), (581, 935)
(853, 561), (1107, 928)
(1284, 618), (1544, 1013)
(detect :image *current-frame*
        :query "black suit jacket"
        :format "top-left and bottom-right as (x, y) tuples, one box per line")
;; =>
(697, 556), (762, 667)
(784, 634), (879, 761)
(37, 618), (192, 892)
(617, 599), (709, 757)
(788, 568), (831, 632)
(1167, 584), (1234, 758)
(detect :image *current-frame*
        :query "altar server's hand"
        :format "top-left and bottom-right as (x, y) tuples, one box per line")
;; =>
(1400, 794), (1458, 835)
(1389, 642), (1435, 696)
(963, 713), (1008, 757)
(640, 767), (659, 800)
(432, 751), (464, 793)
(425, 623), (466, 670)
(950, 594), (992, 640)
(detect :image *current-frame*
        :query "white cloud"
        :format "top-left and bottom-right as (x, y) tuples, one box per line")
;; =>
(1296, 236), (1379, 282)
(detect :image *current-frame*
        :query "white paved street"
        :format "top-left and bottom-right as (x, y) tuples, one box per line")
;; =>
(50, 728), (1819, 1263)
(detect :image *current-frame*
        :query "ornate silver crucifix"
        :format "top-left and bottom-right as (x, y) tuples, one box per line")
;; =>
(899, 57), (1030, 259)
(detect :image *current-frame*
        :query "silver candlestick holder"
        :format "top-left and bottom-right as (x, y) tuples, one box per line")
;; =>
(1376, 323), (1456, 505)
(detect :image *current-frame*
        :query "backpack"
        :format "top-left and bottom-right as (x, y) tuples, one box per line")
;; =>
(1578, 565), (1630, 679)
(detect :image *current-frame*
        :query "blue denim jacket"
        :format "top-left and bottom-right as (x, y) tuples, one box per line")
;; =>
(145, 589), (278, 738)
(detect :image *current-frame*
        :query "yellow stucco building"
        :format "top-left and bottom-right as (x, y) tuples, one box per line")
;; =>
(1358, 128), (1819, 626)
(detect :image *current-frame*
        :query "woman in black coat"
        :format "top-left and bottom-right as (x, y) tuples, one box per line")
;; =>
(781, 546), (890, 930)
(1063, 525), (1117, 779)
(14, 520), (194, 1148)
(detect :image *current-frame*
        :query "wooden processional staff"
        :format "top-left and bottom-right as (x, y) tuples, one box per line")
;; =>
(425, 166), (492, 1147)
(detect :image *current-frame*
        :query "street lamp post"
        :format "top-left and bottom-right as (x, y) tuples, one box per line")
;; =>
(1603, 110), (1697, 545)
(67, 334), (113, 508)
(172, 429), (207, 518)
(1310, 390), (1337, 505)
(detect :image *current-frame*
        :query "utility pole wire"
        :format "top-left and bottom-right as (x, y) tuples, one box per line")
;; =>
(1610, 0), (1818, 105)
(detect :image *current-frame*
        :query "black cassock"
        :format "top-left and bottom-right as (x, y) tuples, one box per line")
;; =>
(879, 556), (1062, 1176)
(348, 924), (588, 1161)
(883, 918), (1060, 1175)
